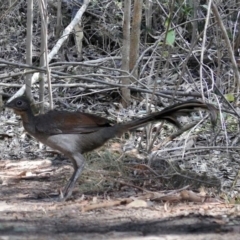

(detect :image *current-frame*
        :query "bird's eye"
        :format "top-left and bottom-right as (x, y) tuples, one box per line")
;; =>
(16, 100), (23, 106)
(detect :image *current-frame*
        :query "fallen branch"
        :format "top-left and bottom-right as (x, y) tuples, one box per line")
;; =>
(82, 198), (133, 212)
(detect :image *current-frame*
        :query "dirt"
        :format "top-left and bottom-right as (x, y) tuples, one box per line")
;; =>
(1, 158), (240, 240)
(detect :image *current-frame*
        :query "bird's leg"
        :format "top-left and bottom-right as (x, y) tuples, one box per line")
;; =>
(60, 153), (86, 201)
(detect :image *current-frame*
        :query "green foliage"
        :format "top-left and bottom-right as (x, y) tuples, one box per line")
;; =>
(164, 18), (176, 47)
(166, 29), (176, 46)
(179, 3), (193, 18)
(224, 93), (235, 102)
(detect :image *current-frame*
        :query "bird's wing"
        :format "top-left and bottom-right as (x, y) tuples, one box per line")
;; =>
(35, 111), (113, 135)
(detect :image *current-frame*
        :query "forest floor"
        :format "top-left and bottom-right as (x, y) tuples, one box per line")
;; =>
(1, 158), (240, 240)
(1, 1), (240, 239)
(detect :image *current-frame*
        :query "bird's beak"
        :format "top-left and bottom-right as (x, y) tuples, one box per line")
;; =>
(5, 100), (15, 109)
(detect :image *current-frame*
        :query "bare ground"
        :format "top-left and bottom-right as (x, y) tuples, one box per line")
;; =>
(1, 158), (240, 240)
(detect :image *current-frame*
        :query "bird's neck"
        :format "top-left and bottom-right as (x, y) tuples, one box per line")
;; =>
(17, 108), (39, 135)
(16, 108), (35, 124)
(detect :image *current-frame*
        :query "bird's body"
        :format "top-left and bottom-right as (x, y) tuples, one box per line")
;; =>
(19, 109), (117, 153)
(6, 96), (217, 201)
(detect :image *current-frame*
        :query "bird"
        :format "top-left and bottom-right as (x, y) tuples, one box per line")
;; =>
(5, 96), (217, 201)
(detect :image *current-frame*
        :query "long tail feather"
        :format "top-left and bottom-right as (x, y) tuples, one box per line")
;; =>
(121, 100), (217, 131)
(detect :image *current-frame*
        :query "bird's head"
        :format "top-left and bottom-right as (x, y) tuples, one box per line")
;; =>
(5, 96), (32, 115)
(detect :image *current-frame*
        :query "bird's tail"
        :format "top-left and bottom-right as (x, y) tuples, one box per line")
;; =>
(120, 100), (217, 132)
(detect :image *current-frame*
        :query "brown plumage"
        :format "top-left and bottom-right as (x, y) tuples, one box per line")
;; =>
(6, 96), (217, 200)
